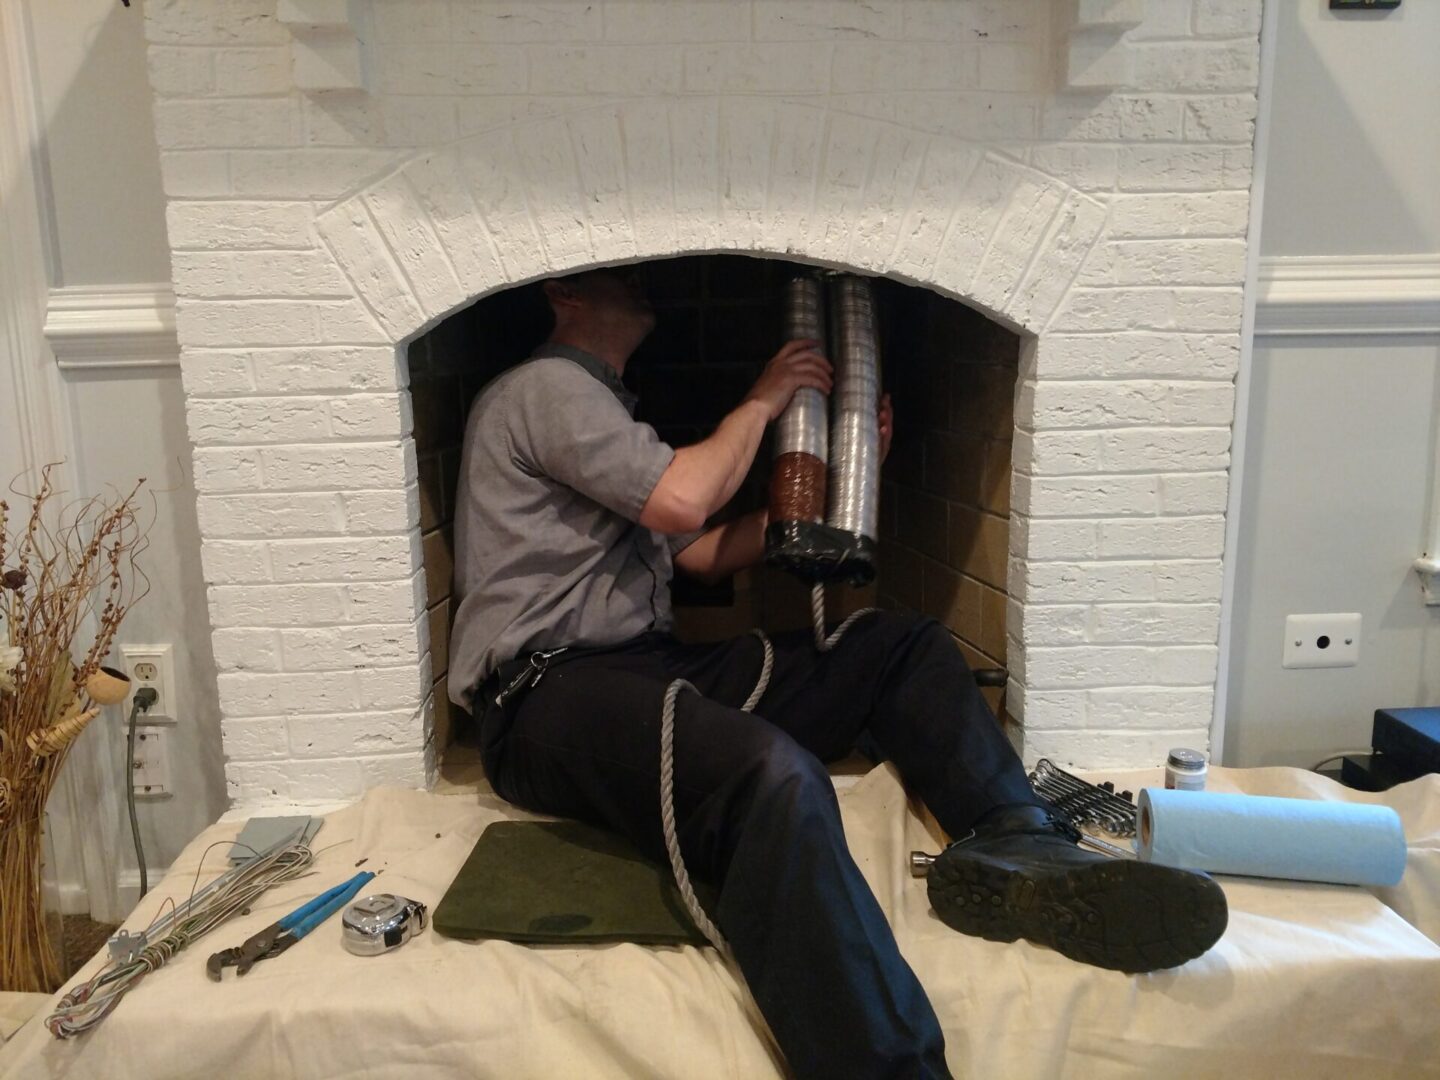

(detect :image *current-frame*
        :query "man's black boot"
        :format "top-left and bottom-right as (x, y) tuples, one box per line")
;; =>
(927, 805), (1227, 973)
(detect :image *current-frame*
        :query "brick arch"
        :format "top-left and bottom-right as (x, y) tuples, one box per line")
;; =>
(314, 97), (1107, 345)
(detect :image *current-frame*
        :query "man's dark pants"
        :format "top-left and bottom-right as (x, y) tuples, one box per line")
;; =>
(477, 610), (1043, 1080)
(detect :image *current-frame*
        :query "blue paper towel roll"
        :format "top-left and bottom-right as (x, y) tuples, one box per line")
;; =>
(1137, 788), (1407, 887)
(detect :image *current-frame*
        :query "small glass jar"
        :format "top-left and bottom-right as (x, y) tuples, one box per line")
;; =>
(1164, 747), (1208, 791)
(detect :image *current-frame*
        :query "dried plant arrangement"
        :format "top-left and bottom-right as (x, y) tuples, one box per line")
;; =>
(1, 465), (150, 992)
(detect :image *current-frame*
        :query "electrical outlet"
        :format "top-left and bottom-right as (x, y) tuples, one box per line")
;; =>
(131, 728), (171, 797)
(119, 644), (176, 722)
(1282, 613), (1362, 669)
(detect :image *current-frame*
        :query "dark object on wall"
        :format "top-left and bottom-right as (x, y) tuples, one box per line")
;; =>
(1329, 0), (1400, 9)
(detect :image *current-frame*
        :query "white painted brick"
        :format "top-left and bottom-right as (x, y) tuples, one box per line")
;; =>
(850, 125), (926, 272)
(1132, 41), (1259, 92)
(1019, 559), (1220, 604)
(1108, 192), (1250, 238)
(317, 299), (388, 343)
(359, 751), (430, 789)
(201, 539), (271, 584)
(1007, 682), (1088, 729)
(220, 670), (359, 716)
(1090, 603), (1221, 644)
(1050, 287), (1243, 332)
(208, 576), (423, 627)
(402, 151), (506, 296)
(1155, 560), (1223, 603)
(669, 99), (722, 252)
(1088, 687), (1215, 729)
(249, 347), (403, 394)
(1025, 381), (1235, 428)
(1078, 239), (1248, 287)
(1129, 0), (1195, 40)
(1013, 515), (1099, 560)
(683, 45), (834, 94)
(363, 175), (467, 320)
(159, 151), (231, 197)
(315, 204), (426, 339)
(230, 149), (397, 199)
(606, 2), (745, 42)
(280, 623), (423, 670)
(903, 1), (1045, 43)
(717, 100), (775, 250)
(1027, 145), (1117, 192)
(214, 47), (292, 94)
(451, 2), (603, 43)
(979, 43), (1044, 92)
(180, 352), (254, 395)
(149, 46), (215, 95)
(1074, 0), (1146, 27)
(268, 534), (419, 582)
(1012, 603), (1090, 646)
(512, 117), (592, 267)
(527, 46), (682, 94)
(1193, 0), (1263, 38)
(1024, 645), (1217, 689)
(211, 628), (282, 672)
(372, 0), (450, 42)
(1012, 473), (1160, 518)
(152, 99), (302, 150)
(358, 658), (431, 711)
(1040, 95), (1184, 142)
(287, 710), (419, 758)
(342, 486), (418, 534)
(829, 43), (979, 93)
(1158, 473), (1230, 515)
(1100, 427), (1231, 472)
(167, 202), (314, 250)
(754, 1), (903, 40)
(1013, 194), (1108, 330)
(932, 156), (1019, 292)
(760, 103), (826, 255)
(260, 442), (413, 490)
(285, 758), (370, 800)
(350, 574), (428, 624)
(1117, 146), (1253, 192)
(175, 300), (324, 348)
(457, 130), (549, 281)
(1183, 95), (1258, 144)
(833, 92), (1040, 143)
(171, 251), (351, 298)
(197, 492), (343, 538)
(972, 176), (1065, 315)
(192, 447), (263, 492)
(222, 718), (289, 761)
(328, 392), (411, 439)
(188, 397), (331, 444)
(225, 762), (293, 803)
(1036, 334), (1240, 381)
(569, 110), (636, 259)
(1065, 31), (1135, 91)
(1097, 516), (1226, 558)
(146, 1), (290, 46)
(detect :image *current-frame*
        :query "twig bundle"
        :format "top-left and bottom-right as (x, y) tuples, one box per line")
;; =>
(0, 464), (150, 992)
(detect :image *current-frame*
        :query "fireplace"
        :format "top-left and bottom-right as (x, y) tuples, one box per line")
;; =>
(150, 0), (1259, 807)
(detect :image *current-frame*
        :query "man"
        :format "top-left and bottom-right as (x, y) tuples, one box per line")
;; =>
(450, 267), (1227, 1079)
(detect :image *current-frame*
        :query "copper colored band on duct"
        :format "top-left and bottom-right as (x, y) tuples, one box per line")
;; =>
(770, 451), (827, 524)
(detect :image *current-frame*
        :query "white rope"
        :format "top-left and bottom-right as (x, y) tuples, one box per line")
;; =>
(811, 581), (877, 651)
(660, 590), (876, 956)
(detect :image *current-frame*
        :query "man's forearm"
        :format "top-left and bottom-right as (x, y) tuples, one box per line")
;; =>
(673, 508), (769, 584)
(640, 399), (770, 533)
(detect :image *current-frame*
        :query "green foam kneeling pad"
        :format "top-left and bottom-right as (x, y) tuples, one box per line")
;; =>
(433, 820), (717, 947)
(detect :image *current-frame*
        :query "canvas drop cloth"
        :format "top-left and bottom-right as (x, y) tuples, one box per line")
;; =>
(3, 765), (1438, 1079)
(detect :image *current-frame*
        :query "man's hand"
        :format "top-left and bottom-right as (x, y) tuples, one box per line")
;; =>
(744, 340), (833, 421)
(878, 393), (894, 464)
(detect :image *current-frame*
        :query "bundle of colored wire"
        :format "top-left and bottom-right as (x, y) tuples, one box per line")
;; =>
(46, 839), (315, 1038)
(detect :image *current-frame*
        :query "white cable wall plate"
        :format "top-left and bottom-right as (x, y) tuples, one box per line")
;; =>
(1282, 613), (1362, 669)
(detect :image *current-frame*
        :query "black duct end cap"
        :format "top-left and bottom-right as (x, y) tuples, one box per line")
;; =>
(764, 520), (877, 587)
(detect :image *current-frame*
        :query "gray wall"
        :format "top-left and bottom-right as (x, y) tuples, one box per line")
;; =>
(22, 0), (224, 899)
(1225, 0), (1440, 767)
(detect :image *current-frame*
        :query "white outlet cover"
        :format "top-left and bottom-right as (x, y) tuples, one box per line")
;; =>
(119, 644), (176, 723)
(131, 727), (171, 796)
(1282, 613), (1362, 669)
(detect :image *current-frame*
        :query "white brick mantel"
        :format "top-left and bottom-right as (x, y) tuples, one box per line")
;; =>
(143, 0), (1262, 807)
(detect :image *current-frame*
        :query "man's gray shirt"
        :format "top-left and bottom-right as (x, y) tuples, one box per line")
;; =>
(448, 346), (695, 708)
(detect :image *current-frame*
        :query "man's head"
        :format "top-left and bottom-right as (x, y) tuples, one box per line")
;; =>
(541, 267), (655, 367)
